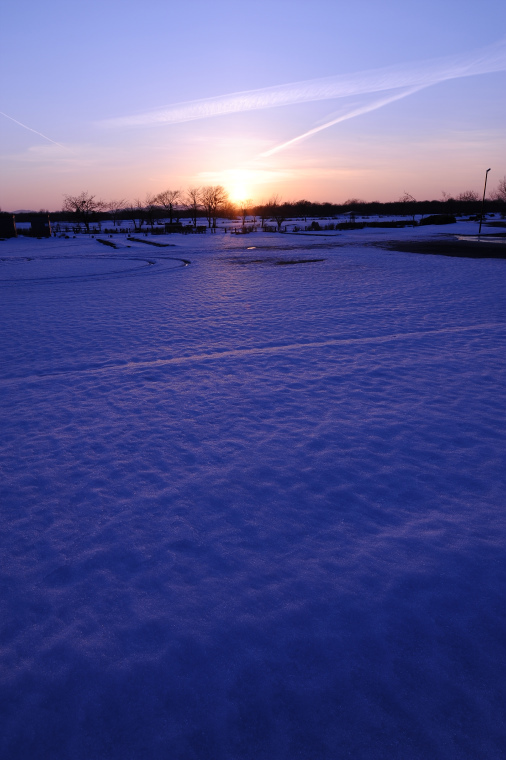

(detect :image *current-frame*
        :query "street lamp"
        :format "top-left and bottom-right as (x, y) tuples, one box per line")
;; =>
(479, 168), (491, 235)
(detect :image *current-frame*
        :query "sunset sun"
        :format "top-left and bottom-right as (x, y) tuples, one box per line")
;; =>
(229, 181), (250, 205)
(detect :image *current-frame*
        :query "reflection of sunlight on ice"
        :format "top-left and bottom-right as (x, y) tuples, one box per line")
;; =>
(456, 235), (505, 244)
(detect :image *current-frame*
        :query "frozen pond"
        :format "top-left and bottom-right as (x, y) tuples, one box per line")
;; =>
(1, 227), (505, 759)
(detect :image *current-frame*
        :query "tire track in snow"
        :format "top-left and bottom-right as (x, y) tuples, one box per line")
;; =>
(1, 322), (504, 387)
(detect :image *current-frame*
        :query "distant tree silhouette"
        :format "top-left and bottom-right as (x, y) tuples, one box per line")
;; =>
(156, 189), (181, 225)
(239, 198), (253, 228)
(294, 199), (312, 220)
(127, 199), (148, 230)
(456, 190), (479, 202)
(107, 198), (127, 226)
(184, 188), (201, 226)
(62, 192), (105, 231)
(399, 192), (417, 224)
(144, 194), (160, 228)
(491, 176), (506, 204)
(267, 195), (288, 231)
(200, 187), (214, 228)
(200, 185), (229, 230)
(255, 202), (270, 227)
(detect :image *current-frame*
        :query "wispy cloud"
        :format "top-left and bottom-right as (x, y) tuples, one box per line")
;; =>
(0, 142), (126, 173)
(99, 38), (506, 129)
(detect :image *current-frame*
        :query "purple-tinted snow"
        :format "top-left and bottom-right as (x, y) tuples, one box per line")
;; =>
(1, 228), (505, 759)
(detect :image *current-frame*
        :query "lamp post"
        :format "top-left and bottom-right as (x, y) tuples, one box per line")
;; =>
(478, 168), (491, 235)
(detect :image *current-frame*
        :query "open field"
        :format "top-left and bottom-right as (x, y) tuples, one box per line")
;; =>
(1, 225), (505, 759)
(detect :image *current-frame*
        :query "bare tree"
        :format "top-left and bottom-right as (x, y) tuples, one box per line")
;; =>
(185, 187), (201, 227)
(221, 200), (237, 221)
(156, 189), (181, 225)
(200, 186), (214, 228)
(108, 198), (127, 226)
(490, 176), (506, 203)
(144, 193), (159, 229)
(267, 194), (288, 231)
(399, 192), (417, 224)
(456, 190), (479, 202)
(255, 202), (271, 228)
(62, 191), (105, 232)
(200, 185), (229, 230)
(127, 199), (147, 231)
(239, 198), (253, 228)
(294, 199), (312, 221)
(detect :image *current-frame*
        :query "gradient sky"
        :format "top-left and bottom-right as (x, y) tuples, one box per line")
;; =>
(1, 0), (505, 210)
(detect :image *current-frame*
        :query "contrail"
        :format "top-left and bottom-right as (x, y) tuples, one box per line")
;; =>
(259, 85), (427, 156)
(0, 110), (67, 149)
(100, 37), (506, 129)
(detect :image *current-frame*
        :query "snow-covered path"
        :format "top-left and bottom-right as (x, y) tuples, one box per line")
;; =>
(1, 229), (505, 759)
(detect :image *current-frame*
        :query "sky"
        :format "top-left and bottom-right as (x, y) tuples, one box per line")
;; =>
(1, 0), (505, 210)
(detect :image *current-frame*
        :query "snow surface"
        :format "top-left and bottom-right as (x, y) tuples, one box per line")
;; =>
(1, 226), (505, 759)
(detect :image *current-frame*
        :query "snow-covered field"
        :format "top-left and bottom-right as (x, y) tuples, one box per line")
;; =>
(1, 225), (505, 759)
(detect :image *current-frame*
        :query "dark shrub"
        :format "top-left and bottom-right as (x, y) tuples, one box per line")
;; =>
(419, 214), (456, 226)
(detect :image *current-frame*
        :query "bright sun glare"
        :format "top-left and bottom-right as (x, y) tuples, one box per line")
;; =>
(229, 184), (249, 204)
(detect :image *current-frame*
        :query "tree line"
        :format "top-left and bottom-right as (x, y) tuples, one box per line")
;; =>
(60, 187), (235, 232)
(5, 178), (506, 228)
